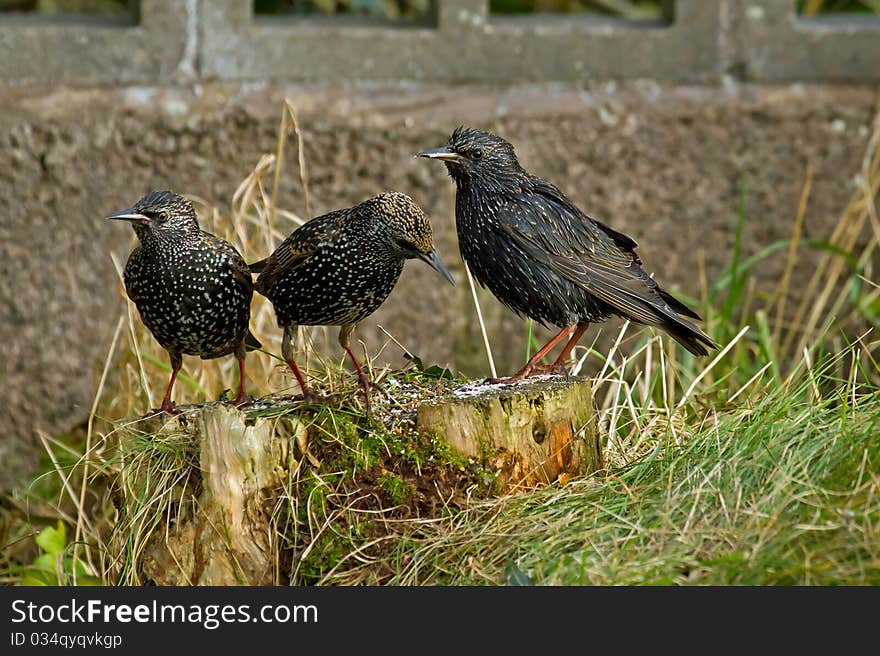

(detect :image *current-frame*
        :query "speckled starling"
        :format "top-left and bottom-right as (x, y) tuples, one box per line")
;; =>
(419, 127), (715, 380)
(107, 190), (261, 414)
(250, 191), (455, 408)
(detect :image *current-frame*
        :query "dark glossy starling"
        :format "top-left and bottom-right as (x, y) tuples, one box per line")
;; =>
(250, 191), (455, 408)
(419, 127), (715, 380)
(107, 190), (261, 414)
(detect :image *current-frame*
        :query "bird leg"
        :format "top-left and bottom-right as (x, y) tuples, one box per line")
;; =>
(283, 325), (321, 403)
(344, 346), (372, 411)
(159, 352), (182, 415)
(492, 324), (577, 383)
(231, 344), (251, 407)
(339, 324), (372, 412)
(543, 321), (590, 371)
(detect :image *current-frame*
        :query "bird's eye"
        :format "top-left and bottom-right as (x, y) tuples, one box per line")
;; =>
(471, 148), (484, 160)
(394, 236), (415, 253)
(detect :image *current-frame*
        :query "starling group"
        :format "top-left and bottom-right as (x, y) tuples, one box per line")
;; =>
(108, 129), (714, 412)
(419, 127), (714, 380)
(250, 191), (455, 408)
(108, 191), (260, 414)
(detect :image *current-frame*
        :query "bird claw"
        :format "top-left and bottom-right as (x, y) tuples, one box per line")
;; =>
(145, 402), (180, 417)
(484, 364), (568, 385)
(299, 389), (329, 405)
(229, 393), (253, 408)
(529, 364), (570, 378)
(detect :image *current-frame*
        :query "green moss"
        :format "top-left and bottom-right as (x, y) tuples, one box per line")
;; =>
(264, 394), (496, 584)
(376, 472), (416, 505)
(304, 404), (474, 474)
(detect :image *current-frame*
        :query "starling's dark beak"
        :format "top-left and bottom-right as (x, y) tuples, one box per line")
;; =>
(106, 209), (150, 225)
(419, 249), (456, 286)
(417, 147), (463, 163)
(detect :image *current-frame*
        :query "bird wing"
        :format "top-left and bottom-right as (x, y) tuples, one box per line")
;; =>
(251, 208), (349, 296)
(201, 231), (254, 297)
(497, 182), (691, 326)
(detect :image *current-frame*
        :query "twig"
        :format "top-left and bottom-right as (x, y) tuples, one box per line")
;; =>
(464, 262), (497, 378)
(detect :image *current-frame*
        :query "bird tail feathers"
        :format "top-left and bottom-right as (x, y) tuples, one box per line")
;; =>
(658, 289), (701, 320)
(663, 318), (716, 356)
(596, 283), (715, 356)
(614, 287), (715, 356)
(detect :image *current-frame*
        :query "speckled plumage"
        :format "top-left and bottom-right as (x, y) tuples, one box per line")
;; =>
(419, 127), (715, 379)
(251, 192), (454, 407)
(109, 190), (260, 413)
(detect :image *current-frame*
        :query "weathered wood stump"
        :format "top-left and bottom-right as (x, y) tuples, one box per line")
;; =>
(113, 376), (600, 585)
(116, 403), (307, 586)
(417, 376), (601, 490)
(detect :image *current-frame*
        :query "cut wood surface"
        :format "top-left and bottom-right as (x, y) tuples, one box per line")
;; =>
(417, 376), (601, 490)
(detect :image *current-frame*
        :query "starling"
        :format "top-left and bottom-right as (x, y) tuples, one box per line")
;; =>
(250, 191), (455, 408)
(107, 190), (261, 414)
(419, 127), (715, 380)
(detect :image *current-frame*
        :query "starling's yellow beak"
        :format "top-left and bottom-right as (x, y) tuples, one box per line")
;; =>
(417, 147), (463, 163)
(106, 209), (150, 225)
(419, 249), (456, 286)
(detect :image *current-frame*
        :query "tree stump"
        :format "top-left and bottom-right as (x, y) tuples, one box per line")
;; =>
(112, 377), (600, 585)
(416, 376), (601, 491)
(116, 403), (307, 586)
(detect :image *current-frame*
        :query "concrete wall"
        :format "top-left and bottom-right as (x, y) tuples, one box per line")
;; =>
(1, 1), (879, 85)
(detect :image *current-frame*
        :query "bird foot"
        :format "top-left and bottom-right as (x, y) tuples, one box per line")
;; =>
(144, 402), (180, 417)
(528, 364), (570, 378)
(229, 393), (253, 408)
(297, 389), (337, 405)
(484, 364), (568, 385)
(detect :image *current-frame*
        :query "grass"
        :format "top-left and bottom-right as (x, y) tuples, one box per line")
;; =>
(340, 355), (880, 585)
(1, 103), (879, 586)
